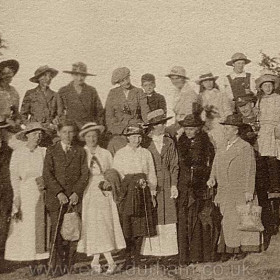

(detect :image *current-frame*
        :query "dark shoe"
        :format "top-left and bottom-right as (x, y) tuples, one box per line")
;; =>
(221, 253), (232, 262)
(233, 252), (247, 261)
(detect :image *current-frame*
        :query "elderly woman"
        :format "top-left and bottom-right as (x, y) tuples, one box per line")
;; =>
(208, 114), (262, 261)
(0, 60), (20, 125)
(5, 122), (49, 261)
(113, 124), (157, 268)
(105, 67), (150, 155)
(77, 122), (125, 274)
(141, 109), (179, 267)
(177, 114), (215, 265)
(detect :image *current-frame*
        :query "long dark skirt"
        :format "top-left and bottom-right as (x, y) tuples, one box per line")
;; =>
(178, 198), (221, 264)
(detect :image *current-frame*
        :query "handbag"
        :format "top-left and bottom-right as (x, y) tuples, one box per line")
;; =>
(60, 205), (81, 241)
(236, 202), (264, 232)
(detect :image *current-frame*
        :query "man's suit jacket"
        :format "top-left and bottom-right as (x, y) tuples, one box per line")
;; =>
(105, 85), (149, 135)
(43, 142), (89, 212)
(147, 91), (167, 113)
(20, 86), (58, 124)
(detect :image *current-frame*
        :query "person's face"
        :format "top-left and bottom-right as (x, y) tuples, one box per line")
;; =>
(201, 79), (214, 90)
(184, 126), (199, 139)
(238, 102), (254, 118)
(58, 126), (75, 145)
(224, 125), (238, 141)
(152, 123), (166, 135)
(261, 82), (274, 95)
(233, 60), (246, 73)
(127, 134), (142, 148)
(142, 81), (155, 95)
(26, 130), (43, 146)
(72, 74), (86, 86)
(119, 76), (131, 90)
(169, 75), (186, 90)
(1, 67), (15, 84)
(38, 72), (53, 88)
(84, 130), (99, 148)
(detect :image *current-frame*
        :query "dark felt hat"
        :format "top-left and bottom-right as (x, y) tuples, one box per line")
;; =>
(0, 59), (19, 76)
(235, 93), (257, 107)
(220, 114), (244, 126)
(178, 114), (204, 127)
(30, 65), (58, 83)
(144, 109), (172, 126)
(63, 62), (96, 76)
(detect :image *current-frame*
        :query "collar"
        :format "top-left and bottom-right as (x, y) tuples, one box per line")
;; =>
(84, 145), (100, 155)
(146, 91), (156, 97)
(230, 71), (247, 79)
(61, 142), (72, 152)
(226, 137), (239, 150)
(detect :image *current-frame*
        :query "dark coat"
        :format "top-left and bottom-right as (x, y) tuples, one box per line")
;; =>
(43, 142), (89, 212)
(177, 131), (215, 208)
(146, 91), (167, 113)
(105, 85), (149, 135)
(57, 82), (104, 127)
(20, 86), (58, 124)
(146, 135), (178, 224)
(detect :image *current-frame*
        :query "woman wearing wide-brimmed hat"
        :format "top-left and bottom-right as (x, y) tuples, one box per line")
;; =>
(0, 59), (20, 124)
(112, 123), (157, 268)
(166, 66), (199, 122)
(20, 65), (59, 127)
(77, 122), (125, 274)
(57, 62), (104, 128)
(207, 114), (262, 261)
(5, 122), (50, 261)
(197, 71), (232, 150)
(141, 109), (179, 267)
(223, 53), (256, 100)
(176, 114), (216, 265)
(105, 67), (150, 155)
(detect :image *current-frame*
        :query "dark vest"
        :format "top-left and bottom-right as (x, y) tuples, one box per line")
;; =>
(227, 73), (251, 99)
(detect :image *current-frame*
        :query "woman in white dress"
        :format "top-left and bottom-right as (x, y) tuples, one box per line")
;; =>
(5, 122), (49, 261)
(77, 122), (126, 274)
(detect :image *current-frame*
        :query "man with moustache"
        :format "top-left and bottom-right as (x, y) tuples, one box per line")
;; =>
(57, 62), (104, 128)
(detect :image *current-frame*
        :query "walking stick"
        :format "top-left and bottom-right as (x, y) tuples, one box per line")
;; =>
(48, 204), (64, 270)
(142, 184), (153, 252)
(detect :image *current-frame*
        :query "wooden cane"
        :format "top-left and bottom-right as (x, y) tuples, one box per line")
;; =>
(48, 204), (64, 270)
(142, 187), (152, 251)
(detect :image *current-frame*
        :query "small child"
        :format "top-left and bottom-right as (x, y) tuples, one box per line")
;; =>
(141, 73), (167, 113)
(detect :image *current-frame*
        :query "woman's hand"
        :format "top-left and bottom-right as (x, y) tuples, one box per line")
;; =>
(170, 185), (178, 199)
(245, 192), (254, 203)
(69, 192), (79, 205)
(207, 178), (216, 188)
(57, 192), (69, 205)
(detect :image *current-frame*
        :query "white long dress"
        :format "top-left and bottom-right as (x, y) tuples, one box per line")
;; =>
(5, 145), (49, 261)
(77, 146), (126, 255)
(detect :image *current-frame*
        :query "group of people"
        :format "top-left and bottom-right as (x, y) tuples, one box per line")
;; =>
(0, 51), (280, 276)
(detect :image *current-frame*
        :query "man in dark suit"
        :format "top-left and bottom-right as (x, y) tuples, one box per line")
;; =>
(57, 62), (104, 128)
(43, 120), (89, 276)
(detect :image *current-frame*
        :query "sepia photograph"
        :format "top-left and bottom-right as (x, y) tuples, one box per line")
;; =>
(1, 0), (280, 279)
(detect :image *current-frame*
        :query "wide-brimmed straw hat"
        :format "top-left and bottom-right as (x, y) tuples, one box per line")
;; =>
(178, 114), (204, 127)
(196, 72), (219, 85)
(144, 109), (172, 126)
(79, 122), (105, 140)
(166, 66), (189, 79)
(226, 53), (251, 66)
(220, 114), (243, 126)
(111, 67), (130, 85)
(16, 122), (47, 141)
(122, 124), (144, 136)
(234, 93), (257, 107)
(0, 59), (20, 76)
(63, 62), (96, 76)
(255, 74), (280, 91)
(29, 65), (58, 83)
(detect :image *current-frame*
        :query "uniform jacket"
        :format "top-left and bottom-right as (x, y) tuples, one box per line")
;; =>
(43, 141), (89, 211)
(146, 91), (167, 113)
(20, 86), (58, 124)
(57, 82), (104, 127)
(105, 85), (149, 135)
